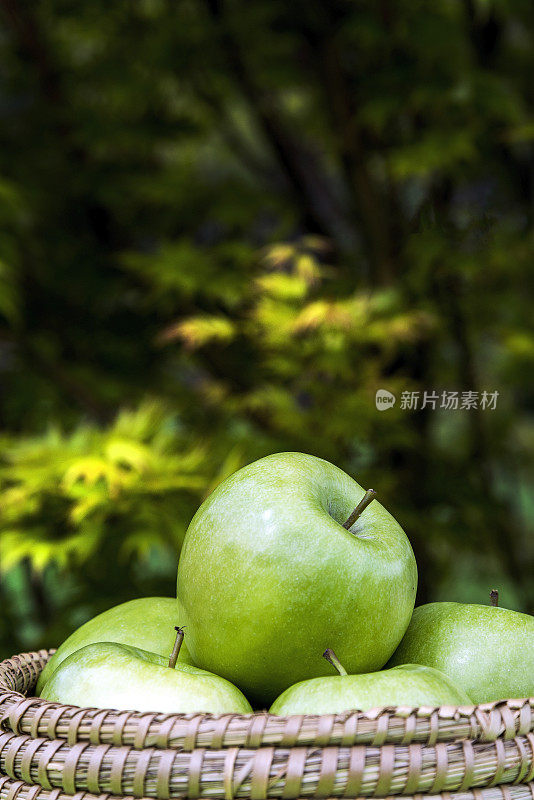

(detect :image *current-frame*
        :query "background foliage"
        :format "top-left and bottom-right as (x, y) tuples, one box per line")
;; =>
(1, 0), (533, 657)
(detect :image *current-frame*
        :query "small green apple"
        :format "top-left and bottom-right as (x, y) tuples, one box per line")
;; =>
(37, 597), (191, 694)
(269, 649), (471, 715)
(177, 452), (417, 705)
(387, 596), (534, 703)
(40, 631), (252, 714)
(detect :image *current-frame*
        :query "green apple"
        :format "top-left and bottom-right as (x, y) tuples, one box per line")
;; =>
(270, 649), (471, 715)
(37, 597), (191, 694)
(387, 598), (534, 703)
(177, 452), (417, 705)
(40, 636), (252, 714)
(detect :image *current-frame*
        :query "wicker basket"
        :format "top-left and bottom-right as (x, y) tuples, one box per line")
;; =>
(0, 650), (533, 800)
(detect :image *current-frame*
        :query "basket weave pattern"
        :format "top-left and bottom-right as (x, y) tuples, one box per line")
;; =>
(0, 651), (533, 800)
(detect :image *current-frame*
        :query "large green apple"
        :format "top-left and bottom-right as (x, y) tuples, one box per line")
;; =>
(270, 650), (471, 715)
(40, 639), (252, 713)
(37, 597), (191, 694)
(177, 452), (417, 705)
(387, 601), (534, 703)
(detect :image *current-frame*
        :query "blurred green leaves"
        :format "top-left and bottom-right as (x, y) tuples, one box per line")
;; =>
(0, 0), (533, 656)
(0, 402), (209, 576)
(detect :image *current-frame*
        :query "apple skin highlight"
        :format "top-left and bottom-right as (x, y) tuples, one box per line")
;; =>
(388, 601), (534, 703)
(37, 597), (191, 694)
(41, 641), (253, 714)
(269, 662), (472, 715)
(177, 451), (418, 706)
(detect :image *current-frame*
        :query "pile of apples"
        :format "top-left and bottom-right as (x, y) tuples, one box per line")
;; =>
(37, 453), (534, 714)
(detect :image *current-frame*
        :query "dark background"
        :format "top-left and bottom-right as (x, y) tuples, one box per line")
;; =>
(1, 0), (533, 658)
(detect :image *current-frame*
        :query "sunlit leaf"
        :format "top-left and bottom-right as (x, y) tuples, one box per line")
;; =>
(159, 315), (235, 349)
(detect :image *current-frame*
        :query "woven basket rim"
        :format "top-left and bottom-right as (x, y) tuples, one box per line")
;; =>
(1, 650), (534, 799)
(1, 772), (534, 800)
(1, 649), (533, 749)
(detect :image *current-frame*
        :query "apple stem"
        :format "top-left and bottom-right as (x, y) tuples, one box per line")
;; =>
(490, 589), (499, 607)
(323, 648), (348, 676)
(168, 626), (185, 669)
(342, 489), (377, 530)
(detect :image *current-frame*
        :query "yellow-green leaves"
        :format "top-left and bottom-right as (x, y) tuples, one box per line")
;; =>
(0, 402), (210, 574)
(160, 315), (235, 349)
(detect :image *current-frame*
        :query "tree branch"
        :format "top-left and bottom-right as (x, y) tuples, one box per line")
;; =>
(462, 0), (502, 68)
(290, 0), (399, 283)
(436, 271), (533, 611)
(200, 0), (357, 254)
